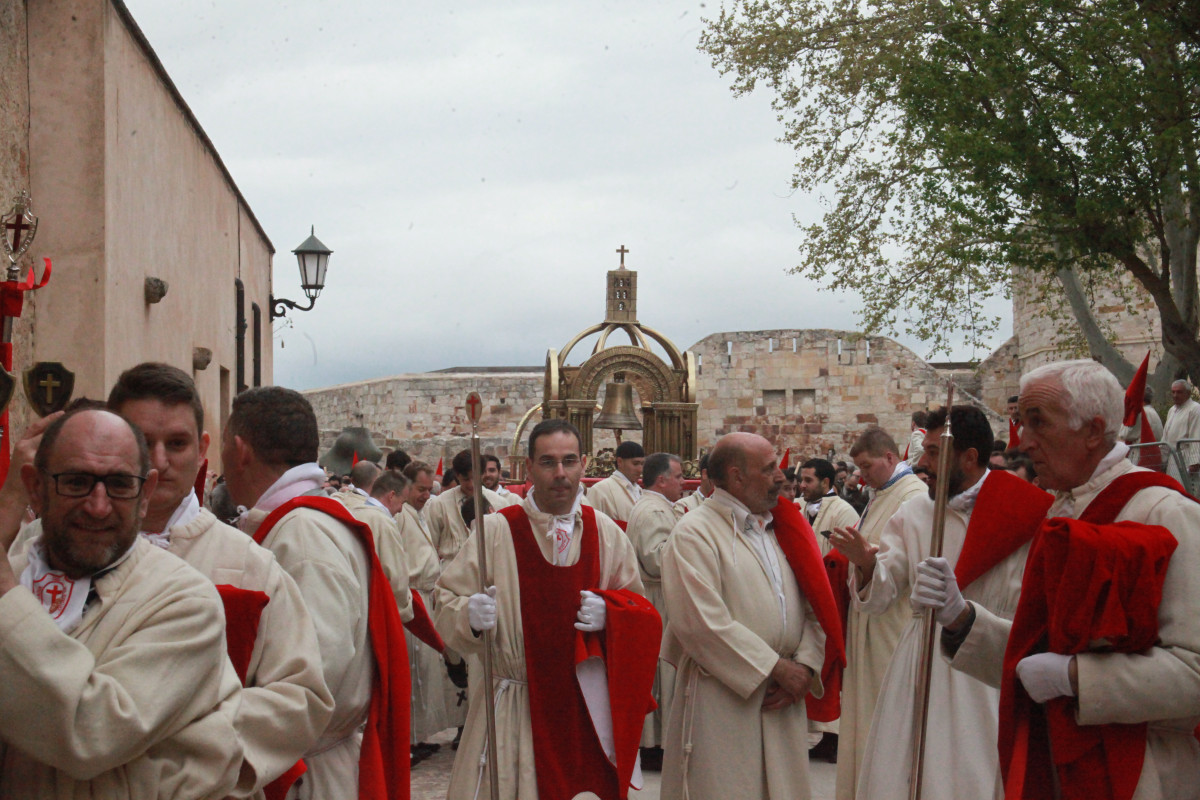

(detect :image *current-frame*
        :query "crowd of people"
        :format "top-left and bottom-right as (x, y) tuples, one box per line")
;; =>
(0, 358), (1197, 799)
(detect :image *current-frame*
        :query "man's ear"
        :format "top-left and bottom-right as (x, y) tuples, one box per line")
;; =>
(20, 463), (43, 515)
(198, 430), (211, 461)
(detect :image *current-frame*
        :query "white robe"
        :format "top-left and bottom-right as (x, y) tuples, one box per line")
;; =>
(395, 503), (453, 742)
(1163, 398), (1200, 484)
(660, 491), (826, 800)
(0, 537), (245, 799)
(341, 495), (413, 623)
(586, 473), (640, 522)
(433, 497), (643, 800)
(672, 490), (707, 519)
(951, 458), (1200, 800)
(168, 509), (334, 797)
(836, 472), (928, 800)
(425, 485), (510, 565)
(852, 475), (1029, 800)
(626, 490), (678, 747)
(808, 493), (860, 557)
(243, 503), (374, 800)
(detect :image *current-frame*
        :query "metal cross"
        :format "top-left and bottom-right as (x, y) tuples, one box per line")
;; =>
(616, 245), (629, 268)
(4, 215), (32, 253)
(38, 374), (61, 404)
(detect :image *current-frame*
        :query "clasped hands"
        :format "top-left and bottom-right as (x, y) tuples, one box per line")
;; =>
(912, 556), (1077, 703)
(468, 587), (607, 634)
(763, 658), (814, 712)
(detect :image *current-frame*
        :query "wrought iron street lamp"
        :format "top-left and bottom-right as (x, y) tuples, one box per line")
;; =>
(270, 226), (332, 320)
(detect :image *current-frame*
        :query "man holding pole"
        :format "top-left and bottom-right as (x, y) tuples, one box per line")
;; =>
(434, 418), (657, 800)
(925, 360), (1200, 799)
(832, 405), (1051, 799)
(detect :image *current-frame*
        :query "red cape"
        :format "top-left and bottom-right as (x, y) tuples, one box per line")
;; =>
(1008, 418), (1021, 449)
(955, 470), (1053, 591)
(771, 497), (847, 723)
(999, 471), (1185, 800)
(254, 495), (411, 800)
(405, 589), (444, 652)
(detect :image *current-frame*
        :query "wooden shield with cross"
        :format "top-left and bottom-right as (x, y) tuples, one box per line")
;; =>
(23, 362), (75, 417)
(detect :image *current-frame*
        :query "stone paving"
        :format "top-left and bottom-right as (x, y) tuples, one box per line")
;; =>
(410, 728), (837, 800)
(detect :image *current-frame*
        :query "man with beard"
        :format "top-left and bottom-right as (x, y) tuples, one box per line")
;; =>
(799, 458), (858, 557)
(481, 454), (519, 507)
(837, 406), (1052, 800)
(108, 363), (333, 797)
(661, 432), (838, 800)
(0, 409), (244, 797)
(434, 418), (655, 800)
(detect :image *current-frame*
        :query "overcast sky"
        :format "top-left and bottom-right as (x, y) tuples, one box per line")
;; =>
(124, 0), (1011, 391)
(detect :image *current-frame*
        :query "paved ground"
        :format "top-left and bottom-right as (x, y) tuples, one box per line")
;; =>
(410, 728), (838, 799)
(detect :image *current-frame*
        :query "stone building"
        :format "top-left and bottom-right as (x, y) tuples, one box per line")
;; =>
(0, 0), (274, 444)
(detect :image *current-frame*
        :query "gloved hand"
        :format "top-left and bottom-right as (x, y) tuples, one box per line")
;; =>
(574, 590), (607, 632)
(468, 586), (498, 633)
(1016, 652), (1075, 703)
(912, 556), (967, 628)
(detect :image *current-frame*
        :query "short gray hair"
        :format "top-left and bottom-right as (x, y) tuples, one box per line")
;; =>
(1020, 360), (1122, 446)
(1172, 379), (1192, 393)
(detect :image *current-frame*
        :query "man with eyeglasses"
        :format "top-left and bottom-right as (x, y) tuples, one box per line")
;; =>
(107, 362), (333, 798)
(434, 418), (660, 800)
(0, 408), (245, 797)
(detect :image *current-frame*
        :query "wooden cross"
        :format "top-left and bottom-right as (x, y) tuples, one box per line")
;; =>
(616, 245), (629, 268)
(38, 373), (61, 404)
(4, 215), (32, 253)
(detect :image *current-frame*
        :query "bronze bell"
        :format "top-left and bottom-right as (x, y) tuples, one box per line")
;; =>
(594, 381), (642, 431)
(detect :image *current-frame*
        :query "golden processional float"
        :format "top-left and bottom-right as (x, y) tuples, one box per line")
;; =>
(509, 246), (699, 479)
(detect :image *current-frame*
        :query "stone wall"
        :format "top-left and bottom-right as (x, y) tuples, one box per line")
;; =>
(974, 336), (1021, 415)
(305, 370), (544, 468)
(1012, 266), (1163, 373)
(690, 329), (1005, 460)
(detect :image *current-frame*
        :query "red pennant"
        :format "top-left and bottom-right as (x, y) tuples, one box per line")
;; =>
(778, 447), (790, 471)
(435, 457), (443, 478)
(352, 451), (360, 467)
(1123, 352), (1151, 428)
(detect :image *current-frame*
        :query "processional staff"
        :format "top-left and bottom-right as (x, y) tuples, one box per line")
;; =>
(909, 383), (955, 800)
(0, 191), (53, 481)
(466, 391), (501, 800)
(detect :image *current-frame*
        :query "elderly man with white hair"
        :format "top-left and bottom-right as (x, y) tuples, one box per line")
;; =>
(918, 359), (1200, 799)
(1163, 378), (1200, 484)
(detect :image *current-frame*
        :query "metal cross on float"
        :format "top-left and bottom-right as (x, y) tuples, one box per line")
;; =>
(616, 244), (629, 268)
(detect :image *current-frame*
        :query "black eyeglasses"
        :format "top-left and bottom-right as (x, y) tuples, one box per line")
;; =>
(44, 471), (147, 500)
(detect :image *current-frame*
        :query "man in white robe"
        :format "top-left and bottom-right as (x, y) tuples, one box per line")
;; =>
(434, 418), (645, 800)
(108, 362), (334, 797)
(660, 432), (828, 800)
(0, 409), (244, 798)
(800, 457), (859, 557)
(930, 360), (1200, 800)
(841, 405), (1051, 800)
(830, 426), (927, 800)
(339, 463), (413, 623)
(673, 453), (712, 518)
(223, 387), (387, 800)
(627, 452), (685, 758)
(482, 454), (520, 508)
(426, 449), (511, 564)
(587, 440), (645, 522)
(1163, 379), (1200, 484)
(397, 461), (453, 751)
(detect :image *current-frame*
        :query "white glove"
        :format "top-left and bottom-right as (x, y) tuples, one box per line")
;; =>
(912, 557), (967, 628)
(468, 586), (498, 633)
(1016, 652), (1075, 703)
(574, 590), (607, 632)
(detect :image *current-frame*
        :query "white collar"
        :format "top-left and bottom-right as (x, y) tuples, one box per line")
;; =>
(140, 491), (201, 548)
(947, 470), (989, 514)
(253, 463), (327, 514)
(711, 488), (773, 533)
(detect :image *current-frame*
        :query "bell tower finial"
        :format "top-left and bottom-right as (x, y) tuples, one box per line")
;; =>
(605, 245), (637, 323)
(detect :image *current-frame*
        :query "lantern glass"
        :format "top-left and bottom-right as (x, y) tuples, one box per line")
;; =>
(291, 227), (333, 302)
